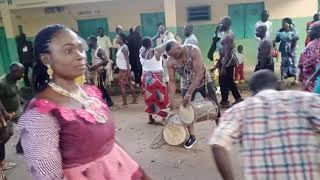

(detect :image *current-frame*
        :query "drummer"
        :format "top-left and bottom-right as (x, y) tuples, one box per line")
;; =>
(166, 40), (206, 149)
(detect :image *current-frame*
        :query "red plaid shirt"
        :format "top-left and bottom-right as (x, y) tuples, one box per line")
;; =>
(209, 90), (320, 180)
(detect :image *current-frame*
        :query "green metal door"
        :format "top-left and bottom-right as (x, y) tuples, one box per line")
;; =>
(0, 27), (10, 75)
(228, 4), (245, 39)
(244, 2), (264, 38)
(140, 12), (165, 37)
(77, 18), (109, 64)
(77, 18), (109, 39)
(229, 2), (264, 39)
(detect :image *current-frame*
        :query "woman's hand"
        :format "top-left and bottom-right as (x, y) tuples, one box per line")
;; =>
(306, 79), (313, 87)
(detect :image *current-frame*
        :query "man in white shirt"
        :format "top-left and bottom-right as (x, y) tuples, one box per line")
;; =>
(154, 23), (175, 47)
(255, 10), (272, 39)
(97, 28), (113, 86)
(183, 24), (198, 46)
(152, 23), (174, 83)
(113, 25), (123, 49)
(97, 28), (112, 58)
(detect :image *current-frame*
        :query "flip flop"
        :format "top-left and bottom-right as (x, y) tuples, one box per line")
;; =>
(2, 162), (16, 171)
(118, 105), (129, 109)
(130, 101), (138, 104)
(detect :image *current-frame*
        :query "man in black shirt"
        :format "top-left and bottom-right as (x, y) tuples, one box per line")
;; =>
(17, 33), (34, 87)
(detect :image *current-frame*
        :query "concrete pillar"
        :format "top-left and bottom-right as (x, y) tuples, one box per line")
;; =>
(1, 8), (19, 64)
(164, 0), (177, 34)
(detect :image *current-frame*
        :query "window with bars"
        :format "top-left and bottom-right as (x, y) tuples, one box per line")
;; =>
(187, 6), (211, 22)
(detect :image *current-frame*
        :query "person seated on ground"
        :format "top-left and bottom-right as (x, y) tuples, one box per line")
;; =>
(210, 69), (320, 180)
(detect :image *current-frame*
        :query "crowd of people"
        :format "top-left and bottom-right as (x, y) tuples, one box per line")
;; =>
(0, 9), (318, 180)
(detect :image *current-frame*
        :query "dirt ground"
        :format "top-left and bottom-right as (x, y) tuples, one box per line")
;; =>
(5, 81), (301, 180)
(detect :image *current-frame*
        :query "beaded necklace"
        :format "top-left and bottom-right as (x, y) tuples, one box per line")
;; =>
(48, 82), (108, 123)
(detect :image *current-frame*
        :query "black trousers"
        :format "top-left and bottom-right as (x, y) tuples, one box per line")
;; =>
(16, 138), (23, 154)
(131, 64), (142, 85)
(219, 67), (241, 103)
(134, 68), (142, 85)
(129, 53), (142, 85)
(0, 143), (5, 161)
(22, 63), (33, 87)
(98, 71), (114, 107)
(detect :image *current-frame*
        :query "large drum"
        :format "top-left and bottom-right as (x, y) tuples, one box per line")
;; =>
(163, 113), (188, 146)
(179, 99), (219, 125)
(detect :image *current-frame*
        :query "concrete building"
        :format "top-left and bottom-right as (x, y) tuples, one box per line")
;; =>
(0, 0), (318, 75)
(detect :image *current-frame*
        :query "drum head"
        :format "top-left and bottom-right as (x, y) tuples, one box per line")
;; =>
(179, 105), (195, 125)
(163, 124), (187, 146)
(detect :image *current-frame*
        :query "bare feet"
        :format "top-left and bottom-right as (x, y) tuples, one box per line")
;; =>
(119, 103), (128, 109)
(130, 97), (138, 104)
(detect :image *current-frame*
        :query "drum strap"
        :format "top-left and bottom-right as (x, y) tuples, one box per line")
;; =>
(207, 107), (218, 121)
(150, 128), (166, 149)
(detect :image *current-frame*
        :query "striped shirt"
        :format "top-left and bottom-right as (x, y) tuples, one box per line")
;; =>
(209, 90), (320, 180)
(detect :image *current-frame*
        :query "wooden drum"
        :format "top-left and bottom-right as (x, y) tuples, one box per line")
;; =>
(163, 113), (188, 146)
(179, 99), (219, 125)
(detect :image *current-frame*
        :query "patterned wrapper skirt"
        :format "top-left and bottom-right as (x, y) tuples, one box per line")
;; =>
(141, 71), (169, 117)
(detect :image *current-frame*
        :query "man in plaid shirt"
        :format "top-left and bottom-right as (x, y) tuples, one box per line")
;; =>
(209, 70), (320, 180)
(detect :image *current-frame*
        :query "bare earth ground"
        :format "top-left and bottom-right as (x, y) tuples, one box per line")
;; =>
(5, 79), (301, 180)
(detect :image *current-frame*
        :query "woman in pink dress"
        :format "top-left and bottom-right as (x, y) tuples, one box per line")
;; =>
(17, 24), (151, 180)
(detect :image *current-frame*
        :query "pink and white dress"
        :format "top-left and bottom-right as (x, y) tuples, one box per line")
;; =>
(17, 85), (143, 180)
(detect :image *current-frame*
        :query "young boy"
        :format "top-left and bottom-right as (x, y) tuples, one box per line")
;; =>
(235, 45), (245, 84)
(272, 41), (279, 63)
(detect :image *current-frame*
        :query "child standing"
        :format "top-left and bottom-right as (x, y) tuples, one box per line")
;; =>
(272, 41), (279, 63)
(235, 45), (245, 84)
